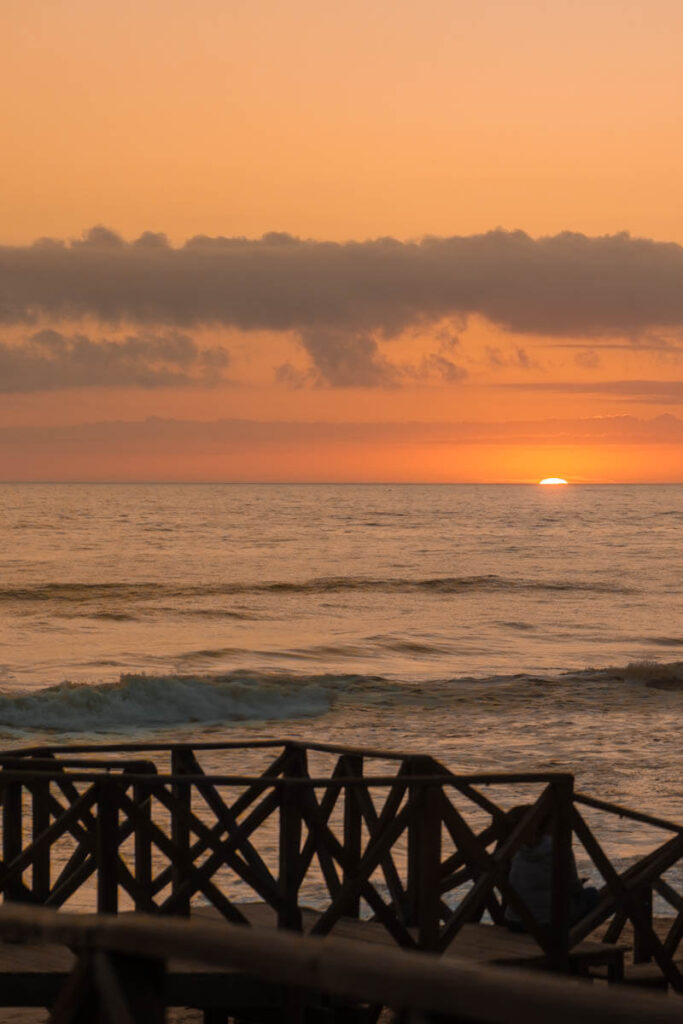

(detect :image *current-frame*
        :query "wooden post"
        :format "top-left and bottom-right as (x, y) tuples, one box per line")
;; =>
(406, 757), (441, 941)
(340, 754), (363, 919)
(31, 778), (51, 902)
(97, 778), (119, 914)
(278, 747), (304, 931)
(550, 777), (574, 972)
(133, 780), (153, 912)
(633, 884), (654, 964)
(2, 775), (24, 902)
(93, 949), (165, 1024)
(171, 748), (192, 917)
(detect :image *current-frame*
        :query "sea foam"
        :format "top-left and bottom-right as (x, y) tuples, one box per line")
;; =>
(0, 671), (337, 733)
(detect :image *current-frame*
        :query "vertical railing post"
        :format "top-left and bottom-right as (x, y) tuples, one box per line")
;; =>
(405, 758), (443, 949)
(415, 782), (443, 951)
(133, 775), (154, 912)
(278, 745), (305, 931)
(171, 748), (192, 916)
(31, 775), (51, 902)
(550, 775), (574, 971)
(633, 883), (654, 963)
(405, 759), (421, 929)
(2, 774), (25, 902)
(340, 754), (363, 920)
(97, 777), (119, 914)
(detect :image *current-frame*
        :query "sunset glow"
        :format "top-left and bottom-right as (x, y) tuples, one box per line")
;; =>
(539, 478), (569, 486)
(1, 1), (683, 482)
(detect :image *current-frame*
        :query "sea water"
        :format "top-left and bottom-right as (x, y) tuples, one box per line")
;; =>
(0, 483), (681, 840)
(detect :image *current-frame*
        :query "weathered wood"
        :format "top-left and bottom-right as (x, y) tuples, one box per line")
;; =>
(0, 905), (680, 1024)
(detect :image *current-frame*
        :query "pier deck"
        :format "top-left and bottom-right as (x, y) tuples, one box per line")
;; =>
(0, 903), (627, 1016)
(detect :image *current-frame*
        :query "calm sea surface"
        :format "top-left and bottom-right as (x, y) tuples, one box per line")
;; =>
(0, 483), (681, 844)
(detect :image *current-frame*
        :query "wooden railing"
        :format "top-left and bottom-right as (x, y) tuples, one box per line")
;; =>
(0, 903), (680, 1024)
(0, 740), (680, 990)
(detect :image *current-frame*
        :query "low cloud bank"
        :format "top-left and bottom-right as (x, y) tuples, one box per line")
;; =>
(0, 330), (229, 392)
(2, 414), (682, 447)
(3, 227), (683, 338)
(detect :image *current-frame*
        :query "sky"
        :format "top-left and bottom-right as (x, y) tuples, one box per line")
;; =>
(2, 0), (683, 482)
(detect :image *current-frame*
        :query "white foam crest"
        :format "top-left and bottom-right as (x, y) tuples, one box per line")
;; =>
(0, 672), (334, 733)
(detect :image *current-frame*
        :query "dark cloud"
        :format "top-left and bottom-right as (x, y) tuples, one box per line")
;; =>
(0, 329), (229, 392)
(298, 328), (399, 387)
(276, 327), (466, 387)
(3, 226), (683, 339)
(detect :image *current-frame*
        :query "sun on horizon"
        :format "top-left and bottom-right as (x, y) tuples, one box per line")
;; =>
(539, 477), (569, 485)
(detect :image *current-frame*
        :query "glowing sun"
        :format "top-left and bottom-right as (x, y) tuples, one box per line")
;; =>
(539, 477), (568, 485)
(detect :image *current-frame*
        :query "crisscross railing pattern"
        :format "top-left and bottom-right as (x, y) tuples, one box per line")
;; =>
(0, 740), (680, 989)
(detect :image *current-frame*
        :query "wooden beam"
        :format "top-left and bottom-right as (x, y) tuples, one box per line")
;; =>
(0, 906), (679, 1024)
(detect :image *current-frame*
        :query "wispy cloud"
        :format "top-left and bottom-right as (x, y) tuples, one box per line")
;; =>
(0, 329), (229, 392)
(502, 379), (683, 403)
(3, 413), (682, 447)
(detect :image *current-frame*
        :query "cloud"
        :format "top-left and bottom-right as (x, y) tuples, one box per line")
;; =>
(278, 327), (466, 387)
(298, 328), (399, 387)
(0, 329), (229, 392)
(3, 226), (683, 340)
(3, 413), (682, 448)
(503, 379), (683, 403)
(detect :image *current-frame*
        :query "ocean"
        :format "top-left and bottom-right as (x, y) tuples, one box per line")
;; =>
(0, 482), (681, 844)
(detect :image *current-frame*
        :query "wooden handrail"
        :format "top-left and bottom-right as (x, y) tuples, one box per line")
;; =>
(0, 904), (678, 1023)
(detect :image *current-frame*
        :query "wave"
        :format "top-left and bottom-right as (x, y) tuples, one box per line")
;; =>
(0, 671), (349, 733)
(0, 573), (634, 609)
(580, 659), (683, 692)
(0, 659), (679, 735)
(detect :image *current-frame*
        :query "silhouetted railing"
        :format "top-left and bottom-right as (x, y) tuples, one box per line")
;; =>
(0, 740), (680, 989)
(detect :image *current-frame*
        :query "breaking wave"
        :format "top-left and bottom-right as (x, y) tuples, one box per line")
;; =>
(0, 671), (353, 732)
(0, 659), (679, 736)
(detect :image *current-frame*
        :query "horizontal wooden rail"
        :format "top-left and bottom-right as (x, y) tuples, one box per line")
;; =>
(0, 905), (680, 1024)
(575, 793), (683, 835)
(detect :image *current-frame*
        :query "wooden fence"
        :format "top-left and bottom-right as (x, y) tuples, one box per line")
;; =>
(0, 740), (681, 989)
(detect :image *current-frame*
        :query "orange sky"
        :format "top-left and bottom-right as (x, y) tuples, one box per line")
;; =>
(1, 0), (683, 481)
